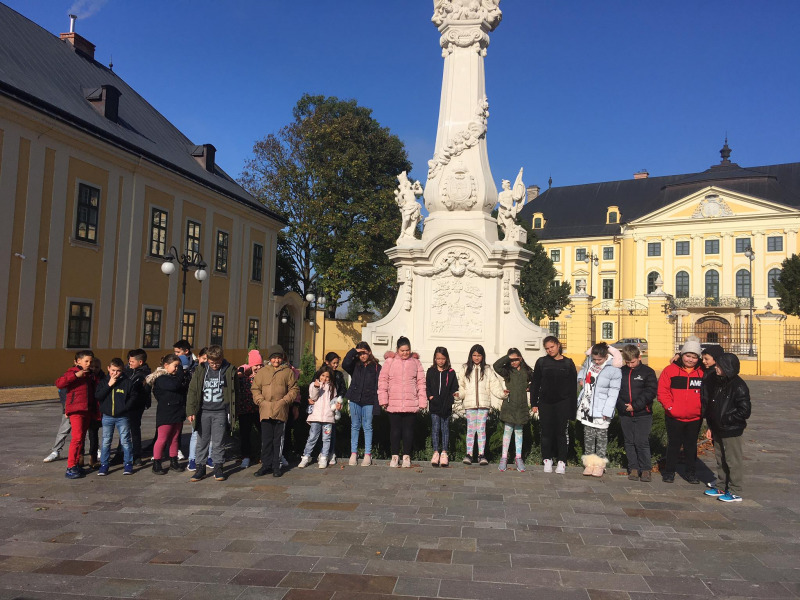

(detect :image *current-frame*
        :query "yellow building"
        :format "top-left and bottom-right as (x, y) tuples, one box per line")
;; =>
(0, 7), (290, 386)
(521, 143), (800, 354)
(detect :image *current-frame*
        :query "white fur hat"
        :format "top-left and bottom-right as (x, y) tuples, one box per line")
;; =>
(680, 336), (702, 356)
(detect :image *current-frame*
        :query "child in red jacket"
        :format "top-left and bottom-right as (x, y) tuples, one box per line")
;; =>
(55, 350), (99, 479)
(657, 337), (704, 484)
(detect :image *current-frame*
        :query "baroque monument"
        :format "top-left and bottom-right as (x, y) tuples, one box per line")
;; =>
(362, 0), (546, 363)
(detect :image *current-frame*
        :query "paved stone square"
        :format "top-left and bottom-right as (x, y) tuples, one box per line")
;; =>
(0, 380), (798, 599)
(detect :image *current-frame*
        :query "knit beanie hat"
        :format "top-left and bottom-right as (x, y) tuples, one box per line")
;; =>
(248, 349), (263, 368)
(680, 336), (702, 357)
(266, 344), (286, 360)
(701, 344), (724, 361)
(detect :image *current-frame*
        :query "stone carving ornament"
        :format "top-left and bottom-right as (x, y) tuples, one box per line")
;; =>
(496, 168), (527, 235)
(394, 171), (424, 242)
(432, 0), (502, 28)
(440, 162), (477, 210)
(692, 195), (734, 219)
(427, 98), (489, 180)
(414, 247), (502, 279)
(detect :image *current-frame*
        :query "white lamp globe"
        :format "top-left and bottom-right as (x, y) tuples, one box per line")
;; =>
(318, 296), (326, 308)
(195, 268), (208, 282)
(161, 261), (175, 276)
(308, 320), (315, 327)
(305, 292), (315, 303)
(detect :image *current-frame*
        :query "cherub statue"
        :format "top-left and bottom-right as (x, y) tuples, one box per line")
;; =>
(497, 168), (526, 238)
(394, 171), (424, 242)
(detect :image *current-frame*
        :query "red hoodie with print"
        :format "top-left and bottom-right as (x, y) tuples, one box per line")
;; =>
(656, 362), (704, 421)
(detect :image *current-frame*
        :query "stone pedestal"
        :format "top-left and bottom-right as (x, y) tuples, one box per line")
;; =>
(756, 311), (787, 376)
(362, 1), (545, 364)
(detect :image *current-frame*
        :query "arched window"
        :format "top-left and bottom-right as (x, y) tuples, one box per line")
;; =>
(705, 269), (719, 302)
(675, 271), (690, 298)
(647, 271), (660, 294)
(768, 268), (781, 298)
(736, 269), (751, 298)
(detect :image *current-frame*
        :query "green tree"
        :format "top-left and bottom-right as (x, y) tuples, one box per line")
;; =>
(516, 220), (572, 320)
(774, 254), (800, 317)
(239, 94), (413, 314)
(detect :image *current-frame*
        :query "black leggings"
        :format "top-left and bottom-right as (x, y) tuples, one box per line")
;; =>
(664, 415), (701, 475)
(238, 413), (260, 459)
(539, 400), (571, 463)
(389, 412), (415, 456)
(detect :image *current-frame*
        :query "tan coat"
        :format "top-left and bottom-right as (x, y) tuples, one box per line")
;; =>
(251, 363), (299, 422)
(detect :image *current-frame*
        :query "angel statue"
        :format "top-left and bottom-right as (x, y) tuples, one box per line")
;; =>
(394, 171), (424, 243)
(497, 168), (527, 239)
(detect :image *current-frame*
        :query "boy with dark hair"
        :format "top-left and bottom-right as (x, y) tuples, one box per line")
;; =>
(55, 350), (99, 479)
(173, 339), (198, 373)
(125, 349), (152, 466)
(95, 357), (140, 476)
(703, 353), (751, 502)
(617, 345), (658, 482)
(186, 345), (238, 482)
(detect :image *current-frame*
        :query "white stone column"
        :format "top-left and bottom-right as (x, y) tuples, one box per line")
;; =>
(422, 1), (503, 242)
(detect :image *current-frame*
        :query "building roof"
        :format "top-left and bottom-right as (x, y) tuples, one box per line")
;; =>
(520, 144), (800, 241)
(0, 4), (285, 224)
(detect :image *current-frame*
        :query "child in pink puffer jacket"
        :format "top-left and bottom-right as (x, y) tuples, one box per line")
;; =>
(378, 336), (427, 468)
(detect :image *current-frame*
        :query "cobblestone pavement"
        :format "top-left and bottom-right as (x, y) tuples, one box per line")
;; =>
(0, 380), (798, 600)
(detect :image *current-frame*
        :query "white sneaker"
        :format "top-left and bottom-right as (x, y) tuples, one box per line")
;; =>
(349, 453), (358, 466)
(177, 450), (185, 460)
(543, 459), (553, 473)
(402, 455), (411, 468)
(280, 456), (289, 468)
(240, 458), (250, 469)
(389, 455), (399, 468)
(329, 454), (336, 465)
(361, 454), (372, 467)
(318, 455), (328, 469)
(298, 455), (311, 468)
(43, 451), (60, 463)
(555, 461), (566, 474)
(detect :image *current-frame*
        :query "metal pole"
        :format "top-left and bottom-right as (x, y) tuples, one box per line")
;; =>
(748, 256), (755, 357)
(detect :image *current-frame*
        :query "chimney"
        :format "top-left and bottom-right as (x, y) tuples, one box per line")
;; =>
(634, 170), (649, 180)
(191, 144), (217, 172)
(60, 14), (96, 60)
(84, 85), (121, 122)
(527, 185), (540, 200)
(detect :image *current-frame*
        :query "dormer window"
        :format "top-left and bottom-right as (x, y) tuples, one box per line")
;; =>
(606, 205), (620, 224)
(532, 212), (545, 229)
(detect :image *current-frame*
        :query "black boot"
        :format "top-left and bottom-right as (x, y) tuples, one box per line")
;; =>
(151, 459), (167, 475)
(169, 457), (184, 472)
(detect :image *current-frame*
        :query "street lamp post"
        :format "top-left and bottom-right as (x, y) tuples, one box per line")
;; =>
(583, 252), (599, 296)
(161, 245), (208, 342)
(744, 246), (755, 357)
(305, 290), (326, 366)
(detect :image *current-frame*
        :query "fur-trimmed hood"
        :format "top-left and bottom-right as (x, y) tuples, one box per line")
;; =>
(384, 350), (420, 361)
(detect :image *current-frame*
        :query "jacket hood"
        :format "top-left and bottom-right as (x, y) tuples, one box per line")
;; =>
(384, 351), (419, 360)
(716, 353), (740, 378)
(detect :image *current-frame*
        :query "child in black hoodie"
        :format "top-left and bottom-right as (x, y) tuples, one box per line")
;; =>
(703, 353), (751, 503)
(617, 345), (658, 482)
(426, 347), (458, 467)
(95, 357), (140, 476)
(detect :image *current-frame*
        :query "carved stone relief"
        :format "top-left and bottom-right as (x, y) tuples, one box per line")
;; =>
(440, 162), (477, 210)
(403, 269), (413, 311)
(427, 98), (489, 180)
(692, 195), (734, 219)
(432, 0), (502, 30)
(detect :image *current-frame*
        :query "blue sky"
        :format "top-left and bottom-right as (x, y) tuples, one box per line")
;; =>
(7, 1), (800, 192)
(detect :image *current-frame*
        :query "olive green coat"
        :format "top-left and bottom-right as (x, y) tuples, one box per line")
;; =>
(493, 356), (533, 426)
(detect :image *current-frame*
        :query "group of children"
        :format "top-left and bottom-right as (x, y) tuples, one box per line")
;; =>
(47, 334), (752, 501)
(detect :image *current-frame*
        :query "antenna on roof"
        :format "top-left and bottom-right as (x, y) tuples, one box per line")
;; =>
(109, 54), (113, 71)
(548, 175), (552, 189)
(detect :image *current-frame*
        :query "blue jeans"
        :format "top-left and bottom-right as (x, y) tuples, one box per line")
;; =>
(304, 422), (333, 458)
(101, 415), (132, 465)
(349, 403), (373, 455)
(188, 428), (212, 461)
(431, 413), (450, 452)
